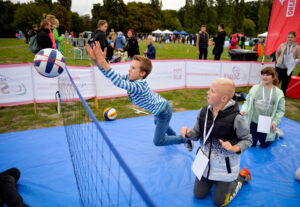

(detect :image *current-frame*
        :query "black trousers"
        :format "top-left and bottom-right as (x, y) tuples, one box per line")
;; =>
(194, 175), (244, 207)
(199, 48), (208, 60)
(276, 67), (292, 95)
(0, 168), (27, 207)
(214, 47), (224, 60)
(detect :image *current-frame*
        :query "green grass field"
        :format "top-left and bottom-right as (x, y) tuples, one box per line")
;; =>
(0, 38), (299, 133)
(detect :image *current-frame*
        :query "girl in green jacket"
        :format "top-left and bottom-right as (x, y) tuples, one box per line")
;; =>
(53, 19), (64, 52)
(241, 67), (285, 147)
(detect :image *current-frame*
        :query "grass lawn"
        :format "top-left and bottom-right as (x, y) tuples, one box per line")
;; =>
(0, 38), (299, 133)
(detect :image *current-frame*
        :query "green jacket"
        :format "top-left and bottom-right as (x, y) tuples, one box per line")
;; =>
(53, 26), (64, 51)
(241, 84), (285, 142)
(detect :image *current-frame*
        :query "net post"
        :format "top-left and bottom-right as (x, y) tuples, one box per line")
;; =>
(94, 98), (99, 110)
(92, 64), (99, 110)
(33, 99), (37, 114)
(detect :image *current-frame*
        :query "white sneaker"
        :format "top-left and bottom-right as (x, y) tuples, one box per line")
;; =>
(276, 128), (284, 139)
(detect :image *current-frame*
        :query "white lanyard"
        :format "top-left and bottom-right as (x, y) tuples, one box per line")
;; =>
(203, 106), (217, 145)
(262, 86), (273, 112)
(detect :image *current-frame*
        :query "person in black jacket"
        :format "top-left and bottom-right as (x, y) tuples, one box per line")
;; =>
(213, 24), (226, 60)
(119, 29), (140, 60)
(91, 20), (108, 59)
(37, 19), (53, 51)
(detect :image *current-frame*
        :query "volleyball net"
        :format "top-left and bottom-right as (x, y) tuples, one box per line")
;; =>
(58, 66), (156, 207)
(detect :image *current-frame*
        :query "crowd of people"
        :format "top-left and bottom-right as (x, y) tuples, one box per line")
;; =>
(5, 17), (298, 207)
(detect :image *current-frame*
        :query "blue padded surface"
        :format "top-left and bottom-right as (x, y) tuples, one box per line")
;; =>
(1, 110), (300, 207)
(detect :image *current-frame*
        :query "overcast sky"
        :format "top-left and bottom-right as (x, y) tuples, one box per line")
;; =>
(11, 0), (186, 16)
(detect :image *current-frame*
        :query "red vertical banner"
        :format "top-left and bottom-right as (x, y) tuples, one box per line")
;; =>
(264, 0), (300, 55)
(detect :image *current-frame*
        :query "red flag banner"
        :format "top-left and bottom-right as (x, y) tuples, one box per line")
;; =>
(264, 0), (300, 55)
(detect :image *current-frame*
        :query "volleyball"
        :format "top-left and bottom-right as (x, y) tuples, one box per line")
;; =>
(103, 107), (117, 121)
(34, 48), (65, 78)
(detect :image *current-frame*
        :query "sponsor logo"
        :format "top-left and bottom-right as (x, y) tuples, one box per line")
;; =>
(71, 74), (86, 92)
(223, 66), (247, 81)
(286, 0), (296, 17)
(0, 75), (27, 95)
(173, 68), (182, 80)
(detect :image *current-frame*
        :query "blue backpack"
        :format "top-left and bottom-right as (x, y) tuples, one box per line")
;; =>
(29, 34), (39, 53)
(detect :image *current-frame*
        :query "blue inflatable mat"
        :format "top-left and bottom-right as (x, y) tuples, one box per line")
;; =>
(0, 110), (300, 207)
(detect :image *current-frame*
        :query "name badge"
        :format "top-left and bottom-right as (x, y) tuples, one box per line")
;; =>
(192, 149), (209, 180)
(257, 115), (272, 134)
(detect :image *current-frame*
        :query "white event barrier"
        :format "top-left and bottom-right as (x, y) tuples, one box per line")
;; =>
(0, 60), (274, 106)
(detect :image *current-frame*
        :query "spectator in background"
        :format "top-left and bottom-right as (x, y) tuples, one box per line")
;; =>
(77, 33), (86, 57)
(249, 38), (253, 47)
(45, 14), (56, 49)
(144, 35), (156, 59)
(109, 28), (116, 41)
(213, 24), (226, 60)
(253, 39), (263, 57)
(229, 36), (238, 51)
(29, 24), (38, 38)
(37, 19), (53, 50)
(91, 19), (108, 59)
(114, 32), (125, 51)
(275, 31), (300, 95)
(240, 35), (246, 49)
(119, 29), (140, 61)
(53, 19), (64, 52)
(196, 25), (209, 60)
(107, 36), (114, 61)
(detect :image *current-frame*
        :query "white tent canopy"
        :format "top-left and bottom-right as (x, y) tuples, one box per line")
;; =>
(258, 32), (268, 38)
(162, 29), (173, 34)
(152, 29), (163, 34)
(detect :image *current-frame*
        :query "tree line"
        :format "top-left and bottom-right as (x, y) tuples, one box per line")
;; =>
(0, 0), (272, 38)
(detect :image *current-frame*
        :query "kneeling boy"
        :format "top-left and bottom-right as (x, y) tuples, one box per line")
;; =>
(181, 78), (252, 206)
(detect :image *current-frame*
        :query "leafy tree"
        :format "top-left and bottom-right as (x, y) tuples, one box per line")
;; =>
(243, 18), (256, 37)
(71, 12), (83, 36)
(126, 2), (160, 33)
(177, 7), (185, 28)
(215, 0), (227, 25)
(35, 0), (53, 9)
(194, 0), (208, 26)
(57, 0), (72, 11)
(184, 0), (193, 30)
(231, 0), (245, 33)
(52, 3), (71, 34)
(161, 10), (181, 30)
(92, 0), (128, 32)
(13, 3), (49, 32)
(0, 0), (18, 37)
(257, 4), (269, 33)
(81, 14), (92, 32)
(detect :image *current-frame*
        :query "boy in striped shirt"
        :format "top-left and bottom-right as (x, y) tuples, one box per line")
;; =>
(86, 41), (193, 151)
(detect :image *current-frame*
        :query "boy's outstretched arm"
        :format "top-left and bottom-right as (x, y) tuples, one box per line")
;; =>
(85, 41), (110, 71)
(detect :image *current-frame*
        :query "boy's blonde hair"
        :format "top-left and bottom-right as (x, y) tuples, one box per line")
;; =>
(133, 55), (152, 79)
(213, 78), (235, 99)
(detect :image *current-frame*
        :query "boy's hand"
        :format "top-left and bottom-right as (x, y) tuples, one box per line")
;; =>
(180, 127), (192, 138)
(219, 139), (240, 153)
(240, 111), (246, 116)
(85, 41), (110, 70)
(271, 123), (277, 131)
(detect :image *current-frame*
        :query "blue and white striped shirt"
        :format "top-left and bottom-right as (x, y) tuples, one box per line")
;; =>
(100, 67), (167, 115)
